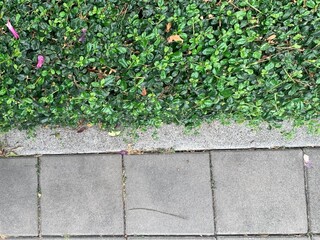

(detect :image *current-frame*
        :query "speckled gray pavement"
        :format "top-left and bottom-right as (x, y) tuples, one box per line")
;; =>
(0, 148), (319, 239)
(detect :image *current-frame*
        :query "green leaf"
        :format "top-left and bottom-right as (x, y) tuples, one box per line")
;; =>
(253, 51), (262, 59)
(91, 82), (100, 88)
(220, 89), (232, 98)
(244, 68), (254, 75)
(307, 0), (316, 8)
(235, 38), (246, 45)
(23, 98), (33, 104)
(265, 62), (275, 71)
(171, 52), (183, 62)
(117, 47), (127, 54)
(202, 48), (215, 55)
(118, 58), (128, 68)
(158, 0), (164, 7)
(235, 10), (246, 20)
(41, 70), (48, 77)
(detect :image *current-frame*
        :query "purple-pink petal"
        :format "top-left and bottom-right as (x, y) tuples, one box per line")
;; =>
(6, 19), (19, 39)
(304, 154), (312, 169)
(304, 161), (312, 169)
(36, 55), (45, 69)
(119, 150), (128, 156)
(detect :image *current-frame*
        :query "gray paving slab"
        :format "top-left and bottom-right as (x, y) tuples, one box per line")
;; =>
(11, 238), (124, 240)
(304, 149), (320, 233)
(12, 238), (124, 240)
(313, 236), (320, 240)
(4, 121), (320, 156)
(124, 153), (214, 235)
(0, 157), (38, 236)
(40, 154), (124, 235)
(217, 237), (309, 240)
(129, 238), (216, 240)
(212, 149), (308, 234)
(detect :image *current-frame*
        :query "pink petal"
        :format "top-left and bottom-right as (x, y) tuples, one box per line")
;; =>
(6, 19), (19, 39)
(36, 55), (45, 69)
(304, 154), (312, 169)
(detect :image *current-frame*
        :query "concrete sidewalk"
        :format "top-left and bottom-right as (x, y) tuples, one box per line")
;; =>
(0, 149), (319, 239)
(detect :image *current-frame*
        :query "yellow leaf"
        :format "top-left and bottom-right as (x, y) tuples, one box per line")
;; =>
(108, 131), (121, 137)
(167, 34), (183, 43)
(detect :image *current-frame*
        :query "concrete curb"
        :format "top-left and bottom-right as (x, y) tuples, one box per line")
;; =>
(1, 121), (319, 156)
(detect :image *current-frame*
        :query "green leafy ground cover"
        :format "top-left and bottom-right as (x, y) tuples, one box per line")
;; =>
(0, 0), (320, 133)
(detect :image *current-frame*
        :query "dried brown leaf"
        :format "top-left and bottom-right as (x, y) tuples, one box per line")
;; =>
(108, 68), (117, 75)
(127, 144), (144, 155)
(267, 34), (276, 41)
(167, 34), (183, 43)
(165, 22), (172, 33)
(77, 126), (88, 133)
(141, 87), (147, 96)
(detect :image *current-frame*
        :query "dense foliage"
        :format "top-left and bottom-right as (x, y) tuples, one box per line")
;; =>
(0, 0), (320, 132)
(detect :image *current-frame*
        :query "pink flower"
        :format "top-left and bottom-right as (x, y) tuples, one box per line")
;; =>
(6, 19), (19, 39)
(36, 55), (45, 69)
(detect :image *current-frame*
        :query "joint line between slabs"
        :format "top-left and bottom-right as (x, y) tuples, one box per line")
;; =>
(5, 234), (313, 238)
(121, 155), (127, 239)
(301, 148), (312, 235)
(209, 151), (217, 234)
(36, 156), (42, 237)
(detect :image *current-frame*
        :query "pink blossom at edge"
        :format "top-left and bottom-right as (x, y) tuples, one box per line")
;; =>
(36, 55), (45, 69)
(6, 19), (19, 39)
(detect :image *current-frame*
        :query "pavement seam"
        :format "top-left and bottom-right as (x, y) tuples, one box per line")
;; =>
(9, 146), (320, 158)
(122, 155), (128, 239)
(301, 148), (312, 236)
(209, 151), (217, 235)
(4, 234), (313, 239)
(36, 156), (42, 237)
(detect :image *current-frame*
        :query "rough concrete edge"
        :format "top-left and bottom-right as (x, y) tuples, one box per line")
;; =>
(2, 121), (320, 156)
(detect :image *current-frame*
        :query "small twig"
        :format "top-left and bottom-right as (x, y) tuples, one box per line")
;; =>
(119, 4), (128, 16)
(283, 68), (311, 87)
(276, 46), (305, 52)
(128, 207), (188, 220)
(246, 1), (262, 13)
(228, 0), (240, 9)
(266, 79), (291, 93)
(0, 145), (22, 157)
